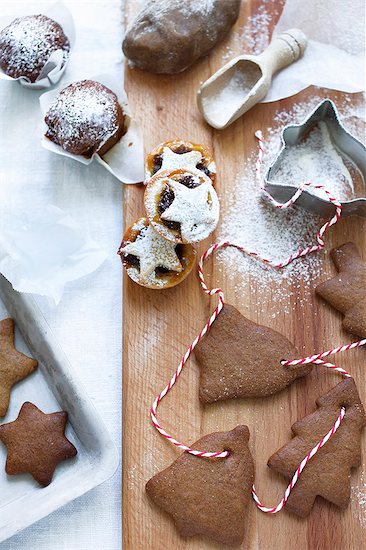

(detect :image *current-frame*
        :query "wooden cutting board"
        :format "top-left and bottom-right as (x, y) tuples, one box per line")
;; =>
(122, 1), (366, 548)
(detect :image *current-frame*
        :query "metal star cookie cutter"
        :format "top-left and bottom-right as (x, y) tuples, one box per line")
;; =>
(264, 99), (366, 218)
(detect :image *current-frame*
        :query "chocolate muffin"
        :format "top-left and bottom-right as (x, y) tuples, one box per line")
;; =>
(45, 80), (126, 158)
(0, 15), (70, 83)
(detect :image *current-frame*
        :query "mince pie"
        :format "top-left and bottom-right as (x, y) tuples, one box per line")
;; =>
(144, 169), (220, 244)
(119, 217), (196, 289)
(145, 140), (216, 185)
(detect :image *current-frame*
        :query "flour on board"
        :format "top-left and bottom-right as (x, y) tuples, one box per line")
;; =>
(217, 95), (365, 317)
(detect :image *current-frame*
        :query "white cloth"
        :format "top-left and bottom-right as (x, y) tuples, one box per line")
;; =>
(264, 0), (365, 102)
(0, 0), (123, 548)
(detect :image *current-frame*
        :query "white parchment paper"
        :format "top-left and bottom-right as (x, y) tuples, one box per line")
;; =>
(263, 0), (365, 102)
(39, 73), (144, 183)
(0, 206), (107, 303)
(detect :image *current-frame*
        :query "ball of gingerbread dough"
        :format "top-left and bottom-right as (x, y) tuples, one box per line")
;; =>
(122, 0), (241, 74)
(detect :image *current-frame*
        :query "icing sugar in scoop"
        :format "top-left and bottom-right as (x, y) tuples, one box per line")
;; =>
(0, 15), (70, 83)
(44, 80), (126, 158)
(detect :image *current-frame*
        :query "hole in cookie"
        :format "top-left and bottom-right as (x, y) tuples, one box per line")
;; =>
(340, 403), (348, 410)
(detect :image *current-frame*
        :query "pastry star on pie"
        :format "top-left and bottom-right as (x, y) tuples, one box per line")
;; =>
(0, 402), (77, 486)
(145, 140), (216, 185)
(0, 318), (38, 417)
(119, 218), (196, 290)
(145, 169), (220, 244)
(160, 147), (203, 173)
(316, 242), (366, 338)
(160, 179), (219, 243)
(120, 222), (183, 282)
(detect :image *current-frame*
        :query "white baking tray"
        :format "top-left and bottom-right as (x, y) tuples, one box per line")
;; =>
(0, 274), (119, 543)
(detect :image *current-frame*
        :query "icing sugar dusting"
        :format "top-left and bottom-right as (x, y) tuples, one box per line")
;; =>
(352, 470), (366, 528)
(129, 0), (217, 26)
(0, 15), (69, 81)
(218, 165), (323, 301)
(145, 171), (220, 243)
(161, 147), (203, 173)
(161, 179), (220, 242)
(269, 120), (362, 200)
(46, 80), (120, 152)
(217, 95), (365, 316)
(121, 220), (182, 287)
(202, 63), (262, 127)
(222, 1), (278, 61)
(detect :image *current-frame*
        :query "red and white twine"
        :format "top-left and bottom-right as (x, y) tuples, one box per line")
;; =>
(281, 338), (366, 367)
(255, 129), (343, 260)
(252, 406), (346, 513)
(150, 130), (365, 510)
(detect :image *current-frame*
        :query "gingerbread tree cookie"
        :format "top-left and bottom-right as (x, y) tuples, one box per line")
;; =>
(0, 318), (38, 417)
(0, 402), (77, 486)
(194, 304), (311, 403)
(146, 426), (254, 547)
(316, 242), (366, 338)
(268, 378), (366, 517)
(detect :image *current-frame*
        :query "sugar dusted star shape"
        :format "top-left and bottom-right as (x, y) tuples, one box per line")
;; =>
(0, 318), (38, 417)
(160, 147), (203, 173)
(0, 402), (77, 486)
(120, 224), (183, 283)
(161, 179), (219, 243)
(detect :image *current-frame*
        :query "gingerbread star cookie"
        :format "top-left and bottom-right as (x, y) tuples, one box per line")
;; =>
(0, 318), (38, 417)
(146, 426), (254, 547)
(268, 378), (366, 517)
(194, 304), (312, 403)
(316, 242), (366, 338)
(0, 402), (77, 486)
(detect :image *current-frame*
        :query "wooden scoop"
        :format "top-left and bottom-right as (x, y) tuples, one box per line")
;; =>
(197, 29), (307, 129)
